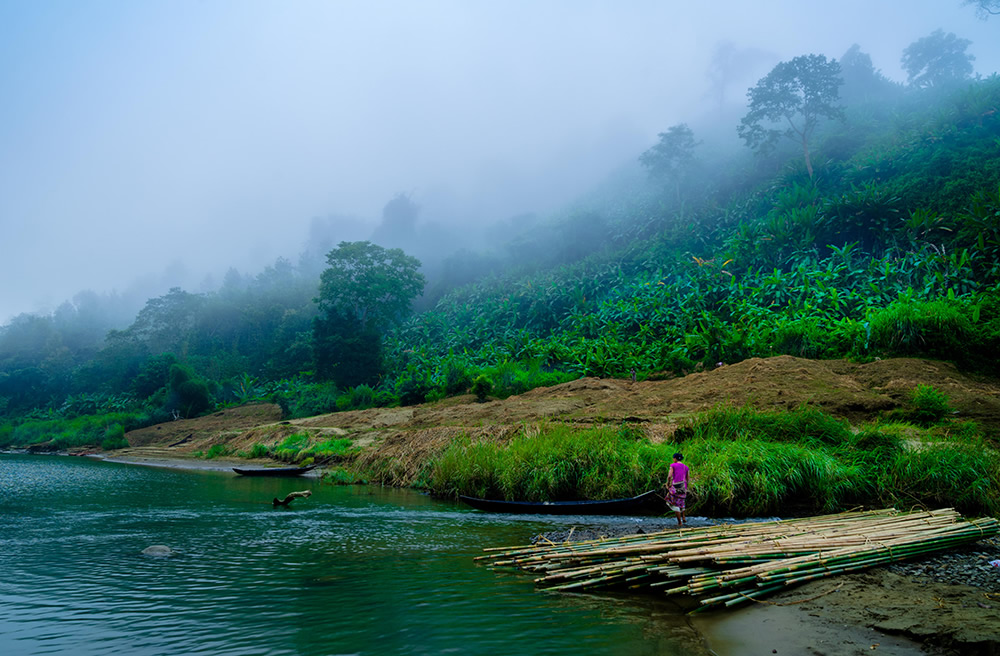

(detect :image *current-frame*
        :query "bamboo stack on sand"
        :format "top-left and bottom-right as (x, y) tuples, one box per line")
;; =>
(477, 508), (999, 612)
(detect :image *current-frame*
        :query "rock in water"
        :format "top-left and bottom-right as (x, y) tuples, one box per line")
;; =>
(141, 545), (175, 557)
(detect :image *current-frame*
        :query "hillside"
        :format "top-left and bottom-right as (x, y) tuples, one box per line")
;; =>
(114, 355), (1000, 483)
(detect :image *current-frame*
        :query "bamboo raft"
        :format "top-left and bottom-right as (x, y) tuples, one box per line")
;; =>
(477, 508), (999, 612)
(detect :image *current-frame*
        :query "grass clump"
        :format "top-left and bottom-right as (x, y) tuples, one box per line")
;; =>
(268, 432), (357, 463)
(203, 444), (231, 459)
(674, 405), (852, 447)
(429, 424), (669, 502)
(909, 384), (954, 426)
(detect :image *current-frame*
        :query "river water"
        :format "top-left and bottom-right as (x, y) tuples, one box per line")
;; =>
(0, 454), (713, 656)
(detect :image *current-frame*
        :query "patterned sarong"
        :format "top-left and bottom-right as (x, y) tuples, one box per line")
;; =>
(666, 483), (687, 512)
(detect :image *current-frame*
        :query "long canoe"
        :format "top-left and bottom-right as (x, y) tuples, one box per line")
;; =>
(458, 490), (661, 515)
(232, 465), (316, 477)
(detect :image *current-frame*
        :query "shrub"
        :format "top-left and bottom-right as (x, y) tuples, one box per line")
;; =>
(909, 384), (954, 426)
(471, 375), (492, 402)
(204, 444), (230, 459)
(101, 424), (129, 451)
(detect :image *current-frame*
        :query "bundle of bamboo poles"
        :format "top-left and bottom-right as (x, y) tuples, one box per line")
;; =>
(477, 508), (999, 612)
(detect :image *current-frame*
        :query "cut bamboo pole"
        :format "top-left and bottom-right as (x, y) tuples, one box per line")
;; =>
(478, 509), (998, 612)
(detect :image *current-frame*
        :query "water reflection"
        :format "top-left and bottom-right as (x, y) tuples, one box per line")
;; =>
(1, 454), (708, 656)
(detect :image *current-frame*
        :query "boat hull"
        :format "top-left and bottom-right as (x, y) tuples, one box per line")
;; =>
(458, 490), (661, 515)
(232, 465), (316, 477)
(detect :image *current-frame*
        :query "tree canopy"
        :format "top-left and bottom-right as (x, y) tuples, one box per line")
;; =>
(738, 54), (843, 179)
(901, 30), (975, 89)
(316, 241), (425, 333)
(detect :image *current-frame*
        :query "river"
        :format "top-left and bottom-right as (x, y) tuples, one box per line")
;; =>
(1, 454), (714, 656)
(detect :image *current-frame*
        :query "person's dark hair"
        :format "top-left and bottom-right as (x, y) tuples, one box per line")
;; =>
(673, 452), (683, 461)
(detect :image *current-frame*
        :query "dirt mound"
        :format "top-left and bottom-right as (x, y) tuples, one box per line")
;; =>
(120, 356), (1000, 473)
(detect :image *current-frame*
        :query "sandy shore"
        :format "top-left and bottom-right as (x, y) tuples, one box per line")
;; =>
(91, 451), (323, 477)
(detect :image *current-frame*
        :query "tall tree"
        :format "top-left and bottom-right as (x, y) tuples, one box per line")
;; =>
(639, 123), (699, 204)
(316, 241), (424, 332)
(738, 54), (843, 179)
(901, 30), (975, 89)
(314, 241), (424, 386)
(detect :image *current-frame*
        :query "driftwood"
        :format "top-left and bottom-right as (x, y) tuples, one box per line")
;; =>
(273, 490), (313, 507)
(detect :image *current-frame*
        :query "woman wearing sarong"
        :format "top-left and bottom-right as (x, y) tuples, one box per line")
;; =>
(665, 452), (689, 526)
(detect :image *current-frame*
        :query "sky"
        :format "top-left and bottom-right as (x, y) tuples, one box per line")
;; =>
(1, 0), (998, 324)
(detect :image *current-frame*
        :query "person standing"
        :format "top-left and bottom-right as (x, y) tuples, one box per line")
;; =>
(665, 452), (690, 526)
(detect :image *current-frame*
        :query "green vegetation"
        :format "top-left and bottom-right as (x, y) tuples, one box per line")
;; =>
(424, 406), (1000, 517)
(101, 424), (129, 451)
(252, 432), (359, 464)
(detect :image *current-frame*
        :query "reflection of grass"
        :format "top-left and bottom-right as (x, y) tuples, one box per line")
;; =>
(425, 406), (1000, 517)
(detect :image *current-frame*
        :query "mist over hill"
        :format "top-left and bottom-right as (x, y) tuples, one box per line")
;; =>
(4, 1), (1000, 324)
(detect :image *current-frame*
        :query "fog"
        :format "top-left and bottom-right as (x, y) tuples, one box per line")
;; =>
(2, 0), (998, 324)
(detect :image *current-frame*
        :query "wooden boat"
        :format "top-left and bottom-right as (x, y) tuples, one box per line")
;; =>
(232, 465), (316, 477)
(458, 490), (661, 515)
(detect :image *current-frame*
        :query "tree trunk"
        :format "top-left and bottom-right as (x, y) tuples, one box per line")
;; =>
(802, 135), (814, 179)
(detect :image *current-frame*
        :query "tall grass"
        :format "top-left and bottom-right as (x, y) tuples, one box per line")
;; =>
(427, 406), (1000, 517)
(673, 405), (852, 447)
(428, 425), (669, 502)
(680, 439), (864, 516)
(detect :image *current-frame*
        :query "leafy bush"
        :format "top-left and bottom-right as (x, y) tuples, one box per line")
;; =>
(166, 364), (213, 418)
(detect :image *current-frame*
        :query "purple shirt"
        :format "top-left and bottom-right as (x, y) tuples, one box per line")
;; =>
(669, 462), (689, 488)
